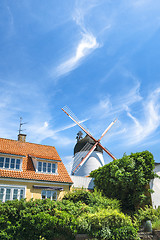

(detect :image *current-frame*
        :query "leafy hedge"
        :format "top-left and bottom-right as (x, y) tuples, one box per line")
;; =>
(133, 205), (160, 229)
(63, 189), (121, 210)
(0, 190), (140, 240)
(90, 151), (155, 211)
(77, 208), (139, 239)
(0, 198), (77, 240)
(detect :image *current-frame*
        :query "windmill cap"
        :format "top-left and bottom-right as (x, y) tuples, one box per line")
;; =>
(74, 135), (103, 155)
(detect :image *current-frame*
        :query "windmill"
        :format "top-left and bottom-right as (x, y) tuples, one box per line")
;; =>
(62, 106), (117, 176)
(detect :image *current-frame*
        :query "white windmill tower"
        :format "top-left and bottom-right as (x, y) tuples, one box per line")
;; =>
(62, 106), (117, 177)
(73, 132), (105, 176)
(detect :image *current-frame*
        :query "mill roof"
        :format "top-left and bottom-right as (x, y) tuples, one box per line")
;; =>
(74, 135), (103, 155)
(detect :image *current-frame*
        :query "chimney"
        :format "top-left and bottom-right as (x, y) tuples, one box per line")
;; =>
(18, 134), (26, 142)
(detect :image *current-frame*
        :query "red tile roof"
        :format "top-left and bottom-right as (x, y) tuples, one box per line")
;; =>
(0, 138), (72, 184)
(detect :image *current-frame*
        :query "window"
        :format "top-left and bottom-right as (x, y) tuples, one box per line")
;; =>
(37, 161), (57, 174)
(5, 189), (11, 201)
(0, 156), (22, 171)
(43, 162), (46, 172)
(0, 186), (25, 202)
(41, 190), (57, 200)
(38, 162), (42, 172)
(13, 189), (18, 200)
(48, 163), (51, 173)
(52, 163), (56, 173)
(0, 157), (4, 168)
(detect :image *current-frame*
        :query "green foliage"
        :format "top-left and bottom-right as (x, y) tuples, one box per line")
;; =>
(152, 219), (160, 230)
(132, 205), (160, 233)
(90, 151), (155, 211)
(0, 191), (140, 240)
(133, 206), (160, 228)
(112, 226), (139, 240)
(63, 189), (121, 210)
(77, 209), (140, 239)
(63, 189), (91, 204)
(0, 198), (76, 240)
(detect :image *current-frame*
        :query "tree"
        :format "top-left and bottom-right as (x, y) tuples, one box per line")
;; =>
(90, 151), (155, 211)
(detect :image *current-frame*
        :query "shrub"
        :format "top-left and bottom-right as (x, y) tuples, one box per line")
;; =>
(63, 189), (121, 210)
(133, 206), (158, 228)
(152, 219), (160, 230)
(0, 199), (77, 240)
(77, 208), (140, 239)
(133, 205), (160, 231)
(0, 194), (139, 240)
(112, 226), (139, 240)
(63, 189), (92, 204)
(90, 151), (155, 211)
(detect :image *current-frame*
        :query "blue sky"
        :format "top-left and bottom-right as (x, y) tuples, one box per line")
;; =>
(1, 0), (160, 173)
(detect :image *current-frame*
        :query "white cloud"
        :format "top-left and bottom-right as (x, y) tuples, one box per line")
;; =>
(52, 3), (100, 78)
(44, 121), (49, 128)
(87, 81), (160, 148)
(27, 121), (74, 146)
(0, 79), (52, 141)
(89, 79), (142, 121)
(132, 0), (152, 8)
(55, 118), (89, 133)
(126, 88), (160, 144)
(27, 118), (89, 147)
(55, 32), (99, 77)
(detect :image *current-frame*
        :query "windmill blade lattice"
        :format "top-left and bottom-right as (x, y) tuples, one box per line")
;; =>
(62, 106), (91, 134)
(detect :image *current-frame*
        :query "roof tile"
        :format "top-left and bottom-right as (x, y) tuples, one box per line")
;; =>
(0, 138), (72, 184)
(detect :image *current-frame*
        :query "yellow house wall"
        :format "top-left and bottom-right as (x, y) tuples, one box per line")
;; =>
(0, 179), (71, 201)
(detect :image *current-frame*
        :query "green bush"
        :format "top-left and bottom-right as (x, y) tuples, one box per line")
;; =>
(63, 189), (91, 204)
(133, 206), (160, 229)
(63, 189), (121, 210)
(133, 206), (158, 227)
(0, 199), (77, 240)
(0, 192), (140, 240)
(112, 226), (139, 240)
(77, 208), (140, 239)
(90, 151), (155, 211)
(152, 219), (160, 230)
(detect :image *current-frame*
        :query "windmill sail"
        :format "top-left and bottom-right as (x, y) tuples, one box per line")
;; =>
(62, 106), (117, 176)
(62, 106), (91, 134)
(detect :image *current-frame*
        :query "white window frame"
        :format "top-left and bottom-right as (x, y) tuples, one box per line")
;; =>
(0, 155), (22, 171)
(41, 190), (57, 200)
(0, 184), (26, 202)
(36, 161), (57, 174)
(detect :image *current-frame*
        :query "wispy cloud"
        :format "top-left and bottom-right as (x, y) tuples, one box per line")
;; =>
(27, 117), (89, 146)
(126, 88), (160, 144)
(55, 118), (89, 133)
(52, 3), (100, 79)
(0, 78), (52, 140)
(27, 120), (75, 147)
(87, 77), (160, 148)
(55, 32), (99, 77)
(89, 78), (142, 121)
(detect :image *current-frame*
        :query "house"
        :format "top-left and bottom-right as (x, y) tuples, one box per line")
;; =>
(150, 163), (160, 209)
(0, 134), (72, 202)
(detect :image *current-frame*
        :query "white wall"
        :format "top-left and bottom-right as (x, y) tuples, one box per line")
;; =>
(150, 164), (160, 209)
(71, 176), (94, 189)
(72, 151), (104, 176)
